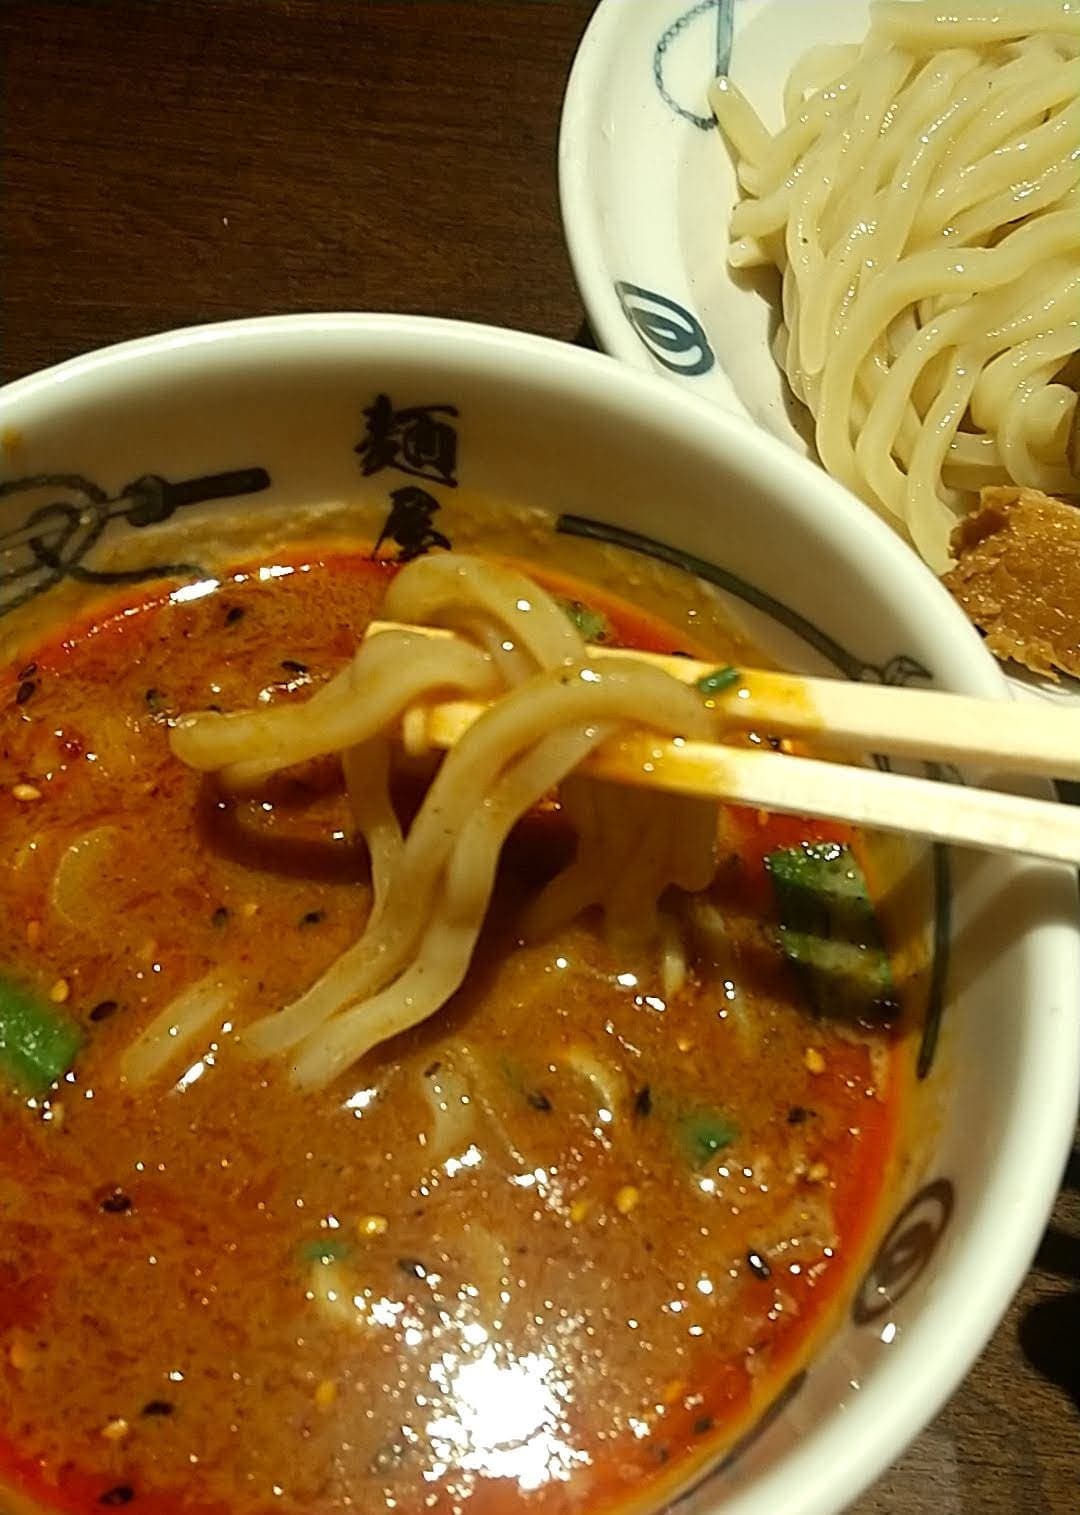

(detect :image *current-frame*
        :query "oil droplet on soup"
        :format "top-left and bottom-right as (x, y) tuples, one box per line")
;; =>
(0, 551), (905, 1515)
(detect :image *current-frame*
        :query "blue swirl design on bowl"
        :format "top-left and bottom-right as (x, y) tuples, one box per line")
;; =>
(653, 0), (736, 129)
(614, 283), (716, 377)
(853, 1179), (956, 1326)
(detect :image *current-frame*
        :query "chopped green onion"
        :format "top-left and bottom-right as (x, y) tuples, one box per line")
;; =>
(559, 598), (610, 643)
(766, 842), (898, 1022)
(0, 977), (83, 1094)
(677, 1106), (738, 1169)
(696, 665), (740, 696)
(298, 1237), (352, 1265)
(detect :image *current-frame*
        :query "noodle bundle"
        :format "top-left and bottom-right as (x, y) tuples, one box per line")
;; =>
(710, 0), (1080, 570)
(169, 555), (719, 1090)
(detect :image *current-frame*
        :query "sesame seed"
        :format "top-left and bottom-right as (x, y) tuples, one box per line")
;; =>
(50, 979), (70, 1004)
(358, 1214), (388, 1238)
(12, 782), (42, 802)
(804, 1047), (826, 1075)
(25, 919), (42, 948)
(614, 1185), (640, 1216)
(314, 1379), (337, 1412)
(101, 1418), (129, 1442)
(99, 1486), (135, 1507)
(8, 1335), (31, 1370)
(807, 1161), (830, 1183)
(569, 1197), (591, 1224)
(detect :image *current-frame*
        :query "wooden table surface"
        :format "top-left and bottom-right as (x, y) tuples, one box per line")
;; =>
(2, 3), (1077, 1511)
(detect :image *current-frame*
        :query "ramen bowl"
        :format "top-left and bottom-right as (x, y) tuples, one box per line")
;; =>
(0, 314), (1076, 1515)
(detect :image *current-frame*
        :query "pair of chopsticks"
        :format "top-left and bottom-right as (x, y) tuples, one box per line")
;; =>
(367, 621), (1080, 867)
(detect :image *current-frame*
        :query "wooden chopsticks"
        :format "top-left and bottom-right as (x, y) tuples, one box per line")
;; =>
(366, 621), (1080, 867)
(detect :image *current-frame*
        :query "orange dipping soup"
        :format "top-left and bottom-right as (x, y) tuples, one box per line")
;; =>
(0, 551), (907, 1515)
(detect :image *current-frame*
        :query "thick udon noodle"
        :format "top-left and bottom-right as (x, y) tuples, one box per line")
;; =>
(710, 0), (1080, 570)
(124, 555), (719, 1091)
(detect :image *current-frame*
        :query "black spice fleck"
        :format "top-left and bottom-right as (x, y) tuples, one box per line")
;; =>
(99, 1487), (135, 1507)
(15, 679), (36, 706)
(224, 605), (245, 625)
(787, 1106), (813, 1125)
(526, 1089), (552, 1112)
(747, 1250), (772, 1280)
(89, 1000), (119, 1023)
(423, 1061), (442, 1078)
(17, 662), (38, 681)
(654, 1445), (670, 1464)
(299, 910), (326, 927)
(143, 688), (164, 712)
(211, 906), (230, 929)
(101, 1190), (133, 1215)
(141, 1400), (174, 1417)
(281, 659), (308, 675)
(693, 1415), (715, 1436)
(397, 1257), (428, 1280)
(633, 1085), (653, 1118)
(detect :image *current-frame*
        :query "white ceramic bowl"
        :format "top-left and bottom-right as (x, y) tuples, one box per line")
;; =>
(1, 314), (1077, 1515)
(558, 0), (1079, 709)
(559, 0), (857, 432)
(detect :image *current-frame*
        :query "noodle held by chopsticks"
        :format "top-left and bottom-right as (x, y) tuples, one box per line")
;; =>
(168, 555), (719, 1090)
(710, 0), (1080, 570)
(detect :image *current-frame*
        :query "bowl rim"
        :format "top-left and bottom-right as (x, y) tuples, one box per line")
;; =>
(556, 0), (722, 399)
(2, 311), (1078, 1515)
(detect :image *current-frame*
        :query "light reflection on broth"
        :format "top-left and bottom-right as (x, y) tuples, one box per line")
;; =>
(0, 548), (913, 1515)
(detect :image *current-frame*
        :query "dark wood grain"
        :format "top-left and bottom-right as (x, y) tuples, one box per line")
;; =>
(1, 3), (1078, 1511)
(0, 0), (593, 379)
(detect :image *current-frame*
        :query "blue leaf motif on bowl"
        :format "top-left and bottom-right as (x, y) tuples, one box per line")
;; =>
(614, 282), (716, 378)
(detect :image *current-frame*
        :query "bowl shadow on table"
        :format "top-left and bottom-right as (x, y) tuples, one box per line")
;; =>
(572, 318), (598, 351)
(1021, 1144), (1080, 1412)
(941, 841), (1080, 1417)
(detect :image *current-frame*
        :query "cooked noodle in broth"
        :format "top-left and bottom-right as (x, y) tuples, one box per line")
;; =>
(710, 0), (1080, 570)
(167, 555), (719, 1090)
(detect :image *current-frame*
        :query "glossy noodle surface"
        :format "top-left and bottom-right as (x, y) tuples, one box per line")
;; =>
(0, 552), (905, 1515)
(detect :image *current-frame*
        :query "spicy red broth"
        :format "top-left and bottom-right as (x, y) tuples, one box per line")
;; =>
(0, 551), (905, 1515)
